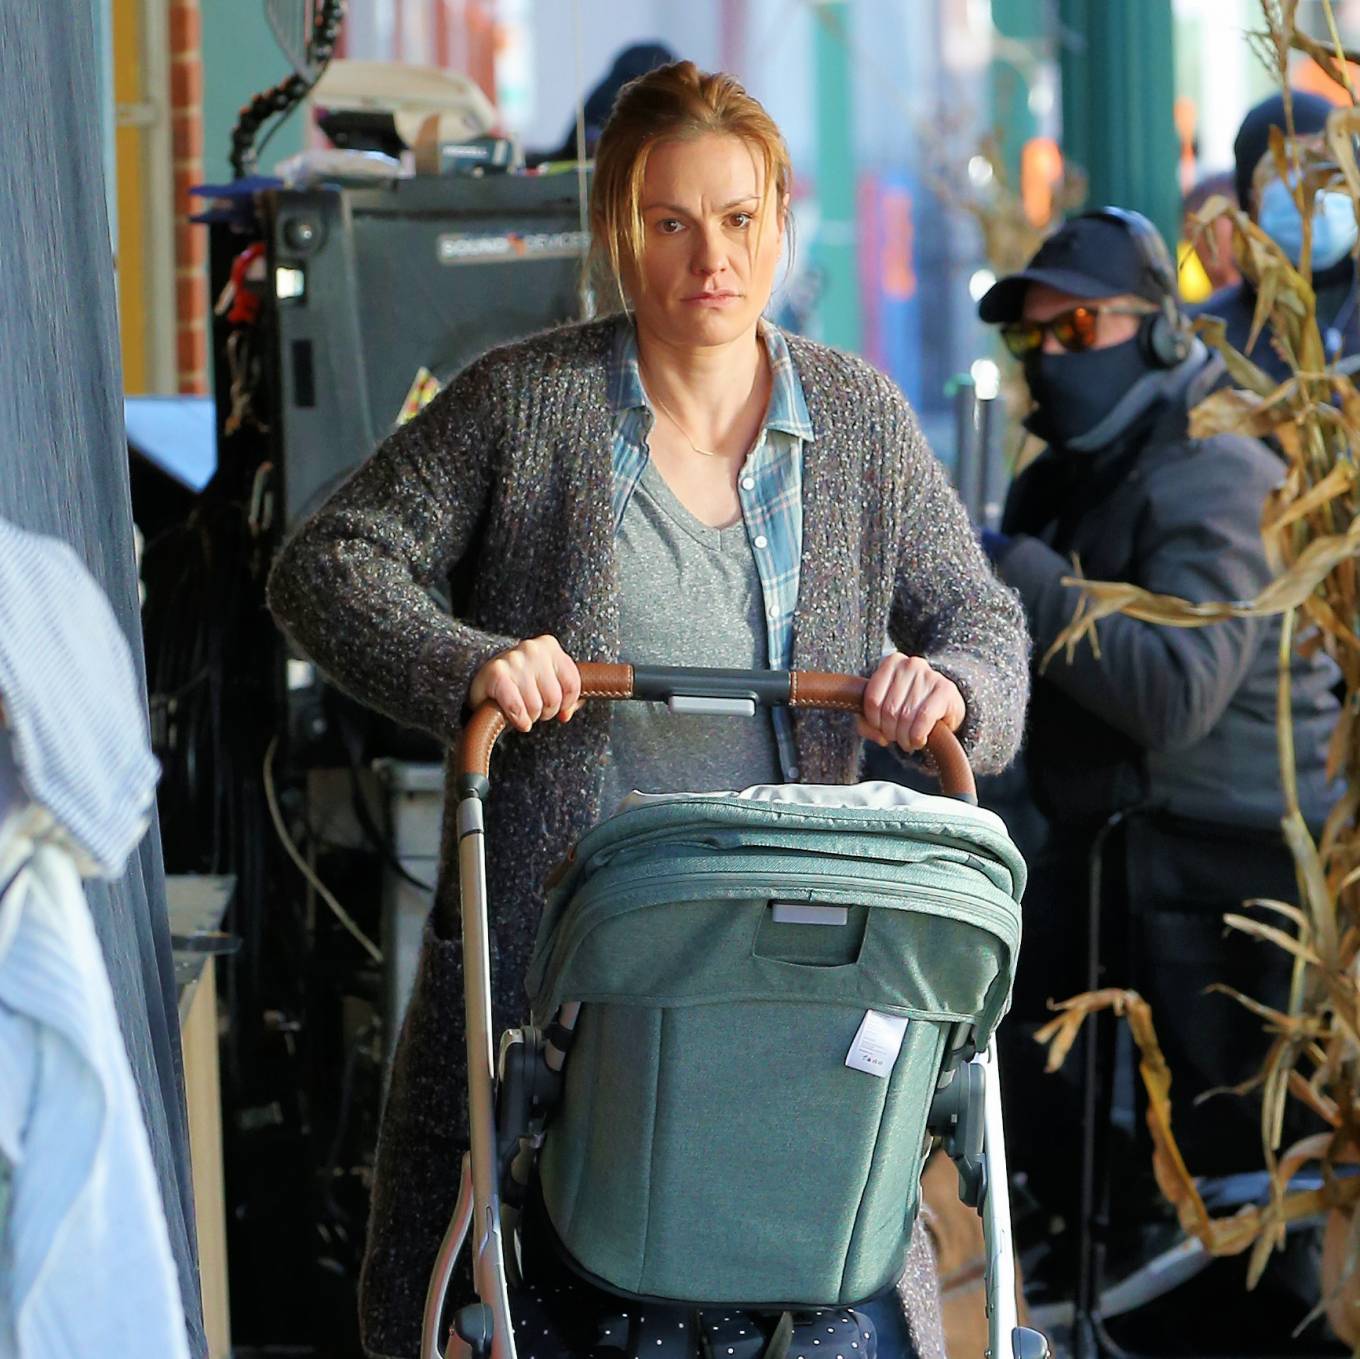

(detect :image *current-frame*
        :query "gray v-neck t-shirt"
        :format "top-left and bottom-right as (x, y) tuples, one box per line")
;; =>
(598, 460), (783, 816)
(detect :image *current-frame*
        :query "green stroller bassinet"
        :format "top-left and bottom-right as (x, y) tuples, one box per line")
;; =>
(527, 779), (1024, 1308)
(422, 665), (1046, 1359)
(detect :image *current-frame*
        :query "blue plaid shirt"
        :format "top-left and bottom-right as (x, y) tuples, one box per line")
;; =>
(606, 317), (814, 779)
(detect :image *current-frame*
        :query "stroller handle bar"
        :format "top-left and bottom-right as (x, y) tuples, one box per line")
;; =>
(433, 663), (1029, 1359)
(456, 663), (976, 801)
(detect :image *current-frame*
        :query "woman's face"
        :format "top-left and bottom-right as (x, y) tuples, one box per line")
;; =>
(628, 132), (785, 348)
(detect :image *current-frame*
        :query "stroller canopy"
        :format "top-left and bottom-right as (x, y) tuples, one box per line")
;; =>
(528, 781), (1025, 1047)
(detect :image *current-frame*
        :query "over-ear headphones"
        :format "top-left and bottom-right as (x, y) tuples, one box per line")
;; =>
(1085, 206), (1193, 368)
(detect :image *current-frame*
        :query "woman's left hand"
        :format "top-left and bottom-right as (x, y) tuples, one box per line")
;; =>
(856, 652), (965, 753)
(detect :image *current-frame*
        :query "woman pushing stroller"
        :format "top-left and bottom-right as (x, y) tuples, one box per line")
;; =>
(268, 60), (1029, 1359)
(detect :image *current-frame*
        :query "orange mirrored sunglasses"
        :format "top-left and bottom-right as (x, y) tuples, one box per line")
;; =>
(1000, 303), (1155, 358)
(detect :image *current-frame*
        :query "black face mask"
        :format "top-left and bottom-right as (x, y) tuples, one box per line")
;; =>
(1023, 338), (1154, 451)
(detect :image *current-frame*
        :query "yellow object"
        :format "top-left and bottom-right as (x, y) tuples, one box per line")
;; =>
(1178, 240), (1213, 304)
(113, 0), (175, 393)
(182, 960), (230, 1358)
(113, 0), (146, 392)
(398, 368), (443, 425)
(1020, 137), (1064, 229)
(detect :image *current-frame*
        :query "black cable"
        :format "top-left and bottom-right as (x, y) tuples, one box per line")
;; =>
(230, 0), (346, 178)
(142, 455), (308, 1101)
(252, 100), (301, 170)
(334, 706), (433, 893)
(321, 1020), (377, 1188)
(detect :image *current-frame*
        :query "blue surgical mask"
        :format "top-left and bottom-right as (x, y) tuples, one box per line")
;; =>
(1258, 176), (1359, 271)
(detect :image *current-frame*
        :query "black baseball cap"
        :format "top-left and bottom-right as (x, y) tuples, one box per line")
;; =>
(1233, 91), (1332, 209)
(977, 211), (1169, 324)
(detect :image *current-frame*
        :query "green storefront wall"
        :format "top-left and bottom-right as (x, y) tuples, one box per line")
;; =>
(811, 0), (861, 353)
(1058, 0), (1181, 248)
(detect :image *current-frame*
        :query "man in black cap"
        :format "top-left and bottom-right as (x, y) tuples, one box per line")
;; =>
(533, 42), (676, 163)
(1193, 91), (1359, 382)
(977, 209), (1338, 1246)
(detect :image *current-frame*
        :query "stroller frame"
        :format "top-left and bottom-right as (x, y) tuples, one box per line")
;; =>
(421, 663), (1048, 1359)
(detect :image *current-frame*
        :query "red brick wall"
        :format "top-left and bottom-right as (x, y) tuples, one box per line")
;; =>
(430, 1), (497, 102)
(170, 0), (207, 395)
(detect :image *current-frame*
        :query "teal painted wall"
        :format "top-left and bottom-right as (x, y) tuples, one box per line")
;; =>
(811, 0), (859, 351)
(990, 0), (1044, 189)
(201, 0), (306, 184)
(1058, 0), (1179, 247)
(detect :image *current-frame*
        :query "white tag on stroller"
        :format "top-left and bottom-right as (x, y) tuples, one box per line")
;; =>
(771, 901), (848, 925)
(845, 1010), (908, 1078)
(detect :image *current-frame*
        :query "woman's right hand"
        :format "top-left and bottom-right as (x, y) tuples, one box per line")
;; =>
(467, 635), (582, 733)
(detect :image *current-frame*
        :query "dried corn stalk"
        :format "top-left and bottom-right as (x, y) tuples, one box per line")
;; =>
(1039, 0), (1360, 1309)
(1035, 990), (1360, 1287)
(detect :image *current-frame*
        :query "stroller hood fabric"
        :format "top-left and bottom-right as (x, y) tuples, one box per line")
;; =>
(529, 783), (1025, 1046)
(527, 781), (1026, 1308)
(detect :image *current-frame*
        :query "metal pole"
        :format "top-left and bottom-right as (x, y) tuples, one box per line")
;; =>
(457, 794), (517, 1359)
(952, 376), (980, 521)
(977, 393), (997, 529)
(981, 1041), (1020, 1353)
(1075, 811), (1128, 1359)
(422, 1156), (475, 1359)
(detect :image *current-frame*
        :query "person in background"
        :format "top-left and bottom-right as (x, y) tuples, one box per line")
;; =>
(1179, 169), (1239, 301)
(1192, 91), (1359, 381)
(977, 208), (1339, 1256)
(532, 41), (676, 164)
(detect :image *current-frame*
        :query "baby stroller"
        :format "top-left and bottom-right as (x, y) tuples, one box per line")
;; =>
(422, 664), (1046, 1359)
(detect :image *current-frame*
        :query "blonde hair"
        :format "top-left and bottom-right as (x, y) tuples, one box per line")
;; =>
(588, 61), (793, 309)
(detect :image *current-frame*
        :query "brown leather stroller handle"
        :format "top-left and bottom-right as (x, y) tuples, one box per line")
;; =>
(457, 662), (634, 785)
(788, 670), (975, 801)
(456, 663), (976, 801)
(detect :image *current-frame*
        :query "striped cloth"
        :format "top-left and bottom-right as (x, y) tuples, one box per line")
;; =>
(0, 519), (159, 877)
(0, 808), (189, 1359)
(606, 317), (814, 778)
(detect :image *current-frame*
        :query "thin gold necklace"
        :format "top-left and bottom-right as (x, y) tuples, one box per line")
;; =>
(640, 364), (732, 458)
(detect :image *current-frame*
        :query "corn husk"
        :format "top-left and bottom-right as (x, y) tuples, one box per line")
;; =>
(1035, 1), (1360, 1323)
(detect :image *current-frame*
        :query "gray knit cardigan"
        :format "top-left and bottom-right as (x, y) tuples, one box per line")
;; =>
(267, 317), (1030, 1359)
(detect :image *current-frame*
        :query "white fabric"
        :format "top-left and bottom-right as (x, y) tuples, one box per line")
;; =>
(0, 807), (189, 1359)
(310, 58), (497, 146)
(0, 520), (159, 876)
(616, 778), (1010, 834)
